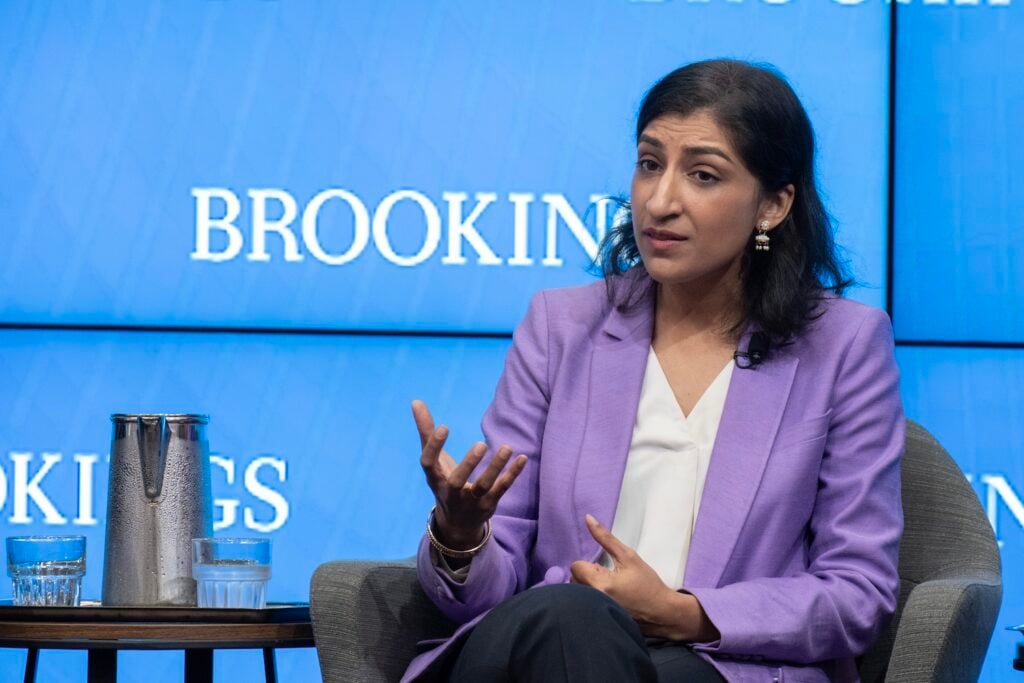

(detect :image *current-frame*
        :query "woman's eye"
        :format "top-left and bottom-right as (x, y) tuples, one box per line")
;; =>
(636, 159), (660, 173)
(692, 170), (719, 184)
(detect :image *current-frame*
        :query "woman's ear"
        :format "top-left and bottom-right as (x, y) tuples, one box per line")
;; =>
(759, 183), (795, 229)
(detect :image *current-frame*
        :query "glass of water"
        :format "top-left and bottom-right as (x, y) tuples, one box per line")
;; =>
(192, 538), (271, 609)
(6, 535), (86, 607)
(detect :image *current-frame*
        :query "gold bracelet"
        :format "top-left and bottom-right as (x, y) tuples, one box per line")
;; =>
(426, 506), (492, 560)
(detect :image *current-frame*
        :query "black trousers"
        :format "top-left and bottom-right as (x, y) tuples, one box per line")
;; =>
(442, 583), (726, 682)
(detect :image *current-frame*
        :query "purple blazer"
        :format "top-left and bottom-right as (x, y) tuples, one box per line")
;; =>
(403, 273), (904, 683)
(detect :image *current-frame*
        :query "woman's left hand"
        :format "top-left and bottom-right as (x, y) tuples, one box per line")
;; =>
(570, 514), (719, 642)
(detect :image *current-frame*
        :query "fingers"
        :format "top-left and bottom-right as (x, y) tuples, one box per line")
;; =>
(481, 454), (528, 506)
(570, 560), (609, 588)
(447, 442), (487, 489)
(469, 445), (514, 498)
(585, 514), (632, 565)
(411, 399), (436, 448)
(449, 444), (523, 495)
(421, 426), (528, 504)
(419, 424), (449, 488)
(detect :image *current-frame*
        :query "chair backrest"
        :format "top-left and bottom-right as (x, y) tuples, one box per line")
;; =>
(311, 560), (455, 682)
(857, 420), (1002, 681)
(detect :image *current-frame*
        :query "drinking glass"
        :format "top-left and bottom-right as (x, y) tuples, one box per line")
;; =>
(192, 538), (271, 608)
(6, 536), (86, 606)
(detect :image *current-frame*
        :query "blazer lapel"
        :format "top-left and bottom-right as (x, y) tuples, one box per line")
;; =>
(572, 288), (654, 561)
(683, 332), (799, 588)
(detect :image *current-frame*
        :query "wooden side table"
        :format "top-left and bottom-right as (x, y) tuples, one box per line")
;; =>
(0, 602), (314, 683)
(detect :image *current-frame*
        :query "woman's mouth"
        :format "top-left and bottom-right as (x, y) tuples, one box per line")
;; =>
(642, 228), (688, 250)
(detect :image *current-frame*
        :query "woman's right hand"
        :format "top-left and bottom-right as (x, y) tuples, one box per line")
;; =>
(413, 399), (528, 550)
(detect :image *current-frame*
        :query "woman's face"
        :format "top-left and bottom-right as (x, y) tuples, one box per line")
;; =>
(630, 110), (792, 291)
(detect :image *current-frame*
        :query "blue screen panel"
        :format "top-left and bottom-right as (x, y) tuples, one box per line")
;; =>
(0, 328), (510, 682)
(894, 1), (1023, 342)
(0, 0), (887, 332)
(897, 346), (1024, 681)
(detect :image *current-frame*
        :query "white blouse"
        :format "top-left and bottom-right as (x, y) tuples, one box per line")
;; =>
(435, 347), (735, 586)
(599, 347), (735, 589)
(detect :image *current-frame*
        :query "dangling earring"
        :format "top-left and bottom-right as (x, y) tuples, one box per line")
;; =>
(755, 220), (771, 252)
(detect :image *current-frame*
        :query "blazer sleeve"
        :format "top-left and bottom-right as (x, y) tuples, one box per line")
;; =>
(416, 291), (551, 624)
(687, 307), (905, 663)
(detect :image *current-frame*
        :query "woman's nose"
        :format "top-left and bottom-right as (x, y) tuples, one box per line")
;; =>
(645, 172), (683, 220)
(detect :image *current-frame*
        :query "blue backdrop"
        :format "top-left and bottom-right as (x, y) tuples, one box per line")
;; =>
(0, 0), (1019, 681)
(894, 0), (1022, 342)
(893, 2), (1023, 678)
(0, 0), (887, 332)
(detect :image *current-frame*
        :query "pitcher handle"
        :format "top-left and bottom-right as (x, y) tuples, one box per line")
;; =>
(137, 415), (168, 500)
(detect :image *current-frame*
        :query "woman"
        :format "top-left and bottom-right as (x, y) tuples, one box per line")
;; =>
(405, 59), (903, 682)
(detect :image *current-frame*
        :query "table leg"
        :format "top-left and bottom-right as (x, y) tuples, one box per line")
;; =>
(184, 649), (213, 683)
(87, 650), (117, 683)
(262, 648), (277, 683)
(23, 647), (38, 683)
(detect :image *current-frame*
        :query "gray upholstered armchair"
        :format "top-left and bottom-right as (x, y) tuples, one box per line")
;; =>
(310, 421), (1002, 682)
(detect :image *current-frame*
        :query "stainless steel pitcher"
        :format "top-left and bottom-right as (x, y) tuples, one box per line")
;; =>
(102, 414), (213, 606)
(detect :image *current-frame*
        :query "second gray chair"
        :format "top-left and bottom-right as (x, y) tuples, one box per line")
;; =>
(310, 420), (1002, 682)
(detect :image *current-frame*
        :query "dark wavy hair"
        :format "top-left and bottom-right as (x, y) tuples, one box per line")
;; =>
(600, 59), (853, 345)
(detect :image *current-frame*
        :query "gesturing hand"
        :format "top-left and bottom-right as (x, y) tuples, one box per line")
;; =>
(413, 399), (528, 550)
(570, 515), (718, 642)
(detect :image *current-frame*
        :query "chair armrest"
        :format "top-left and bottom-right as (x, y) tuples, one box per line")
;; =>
(310, 559), (456, 683)
(886, 573), (1002, 683)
